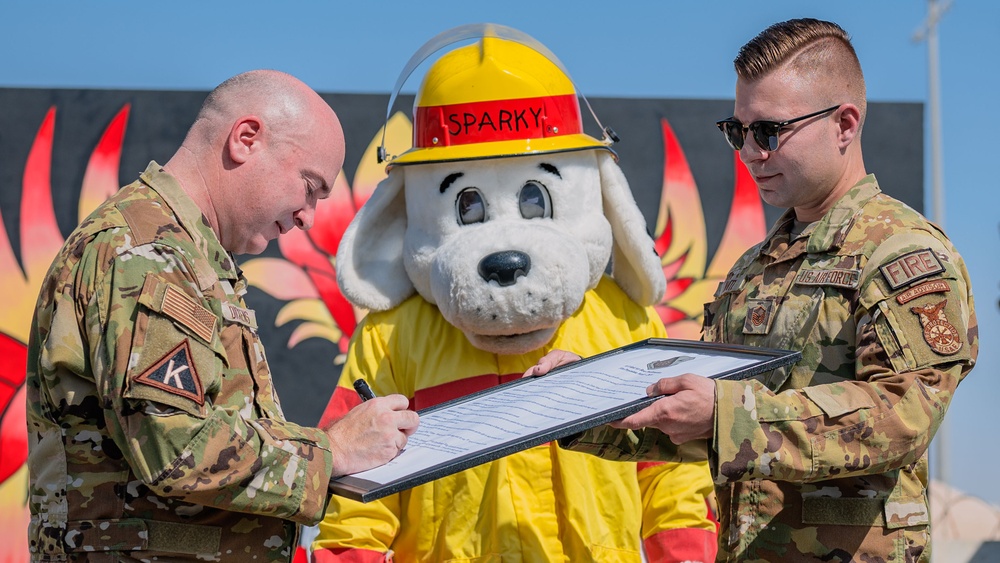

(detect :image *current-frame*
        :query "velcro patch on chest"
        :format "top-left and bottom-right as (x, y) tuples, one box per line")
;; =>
(793, 268), (860, 289)
(743, 298), (776, 335)
(135, 340), (205, 404)
(714, 274), (743, 298)
(879, 249), (944, 290)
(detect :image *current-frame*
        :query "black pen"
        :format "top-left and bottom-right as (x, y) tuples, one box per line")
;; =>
(353, 378), (376, 402)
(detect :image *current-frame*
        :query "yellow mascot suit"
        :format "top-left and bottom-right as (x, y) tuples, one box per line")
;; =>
(313, 25), (718, 563)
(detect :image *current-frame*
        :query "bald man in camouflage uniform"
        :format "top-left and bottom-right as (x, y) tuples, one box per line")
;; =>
(26, 70), (419, 562)
(534, 19), (978, 562)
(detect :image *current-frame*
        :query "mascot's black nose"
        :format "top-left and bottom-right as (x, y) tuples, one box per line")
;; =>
(478, 251), (531, 287)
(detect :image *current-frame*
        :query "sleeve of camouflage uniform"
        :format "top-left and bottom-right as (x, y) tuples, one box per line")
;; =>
(713, 231), (977, 487)
(312, 318), (401, 561)
(63, 234), (335, 525)
(560, 424), (708, 464)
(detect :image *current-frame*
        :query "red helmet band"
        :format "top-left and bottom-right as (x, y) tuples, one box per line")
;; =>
(413, 94), (582, 148)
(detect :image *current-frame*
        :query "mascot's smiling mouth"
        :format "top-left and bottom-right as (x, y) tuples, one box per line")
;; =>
(465, 326), (559, 356)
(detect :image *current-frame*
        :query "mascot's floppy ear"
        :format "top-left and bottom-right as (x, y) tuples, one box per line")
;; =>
(599, 151), (667, 306)
(335, 168), (413, 311)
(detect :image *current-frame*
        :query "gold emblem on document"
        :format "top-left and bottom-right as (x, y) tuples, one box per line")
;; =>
(910, 299), (961, 355)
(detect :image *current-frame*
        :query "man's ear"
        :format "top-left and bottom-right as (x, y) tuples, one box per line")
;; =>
(227, 116), (263, 164)
(836, 104), (862, 148)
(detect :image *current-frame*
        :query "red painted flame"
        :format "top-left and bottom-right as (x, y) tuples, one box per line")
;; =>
(1, 104), (131, 493)
(0, 334), (27, 485)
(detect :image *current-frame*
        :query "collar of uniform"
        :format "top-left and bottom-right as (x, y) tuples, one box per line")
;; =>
(138, 161), (238, 291)
(757, 210), (797, 260)
(755, 174), (881, 260)
(804, 174), (881, 254)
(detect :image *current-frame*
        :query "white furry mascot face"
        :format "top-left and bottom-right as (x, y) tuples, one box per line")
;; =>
(336, 149), (665, 355)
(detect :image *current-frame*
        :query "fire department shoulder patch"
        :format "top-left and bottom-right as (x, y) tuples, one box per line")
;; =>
(910, 299), (962, 355)
(879, 248), (944, 290)
(135, 340), (205, 404)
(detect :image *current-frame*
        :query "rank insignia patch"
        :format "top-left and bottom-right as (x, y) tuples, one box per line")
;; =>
(910, 299), (962, 355)
(135, 340), (205, 404)
(743, 298), (776, 335)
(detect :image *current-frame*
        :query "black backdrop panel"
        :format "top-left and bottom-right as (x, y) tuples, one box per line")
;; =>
(0, 88), (923, 425)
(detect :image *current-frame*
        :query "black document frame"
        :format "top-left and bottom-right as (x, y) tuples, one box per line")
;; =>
(330, 338), (800, 502)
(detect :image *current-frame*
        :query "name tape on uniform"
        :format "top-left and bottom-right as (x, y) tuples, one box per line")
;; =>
(715, 275), (743, 298)
(794, 268), (861, 289)
(222, 302), (257, 329)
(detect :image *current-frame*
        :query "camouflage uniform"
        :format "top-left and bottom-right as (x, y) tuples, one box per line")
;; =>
(565, 176), (978, 562)
(26, 162), (336, 562)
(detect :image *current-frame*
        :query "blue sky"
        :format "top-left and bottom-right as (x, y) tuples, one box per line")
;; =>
(2, 0), (998, 505)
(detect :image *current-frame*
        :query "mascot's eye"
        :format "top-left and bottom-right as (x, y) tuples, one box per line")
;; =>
(519, 181), (552, 219)
(456, 188), (486, 225)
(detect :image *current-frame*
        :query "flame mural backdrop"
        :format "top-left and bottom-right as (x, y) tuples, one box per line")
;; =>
(0, 89), (922, 561)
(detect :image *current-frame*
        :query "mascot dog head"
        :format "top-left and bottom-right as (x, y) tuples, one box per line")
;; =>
(337, 33), (664, 355)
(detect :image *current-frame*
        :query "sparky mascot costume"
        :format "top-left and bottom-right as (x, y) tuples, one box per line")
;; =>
(313, 25), (718, 562)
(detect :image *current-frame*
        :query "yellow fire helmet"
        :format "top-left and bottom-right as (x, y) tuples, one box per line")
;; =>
(380, 23), (618, 167)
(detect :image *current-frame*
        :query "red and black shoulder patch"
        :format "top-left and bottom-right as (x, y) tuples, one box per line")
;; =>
(134, 340), (205, 405)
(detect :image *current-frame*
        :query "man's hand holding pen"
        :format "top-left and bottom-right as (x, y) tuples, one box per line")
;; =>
(323, 379), (419, 477)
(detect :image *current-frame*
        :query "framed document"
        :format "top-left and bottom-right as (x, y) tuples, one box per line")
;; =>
(330, 338), (800, 502)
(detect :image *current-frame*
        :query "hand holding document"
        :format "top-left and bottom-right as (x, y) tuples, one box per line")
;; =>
(330, 338), (799, 502)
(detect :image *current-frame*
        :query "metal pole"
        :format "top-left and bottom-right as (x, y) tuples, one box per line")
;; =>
(913, 0), (952, 513)
(928, 0), (947, 229)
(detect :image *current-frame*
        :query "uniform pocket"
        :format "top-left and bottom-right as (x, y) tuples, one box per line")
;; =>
(802, 384), (876, 418)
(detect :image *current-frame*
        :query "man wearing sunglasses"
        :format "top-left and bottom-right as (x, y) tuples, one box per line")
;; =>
(534, 18), (978, 561)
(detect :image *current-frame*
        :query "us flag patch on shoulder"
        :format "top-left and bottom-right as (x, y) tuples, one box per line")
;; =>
(135, 340), (205, 405)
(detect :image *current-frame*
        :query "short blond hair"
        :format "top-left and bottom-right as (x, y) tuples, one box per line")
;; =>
(735, 18), (866, 126)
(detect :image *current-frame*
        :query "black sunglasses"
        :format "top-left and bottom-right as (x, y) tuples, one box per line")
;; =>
(715, 105), (841, 152)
